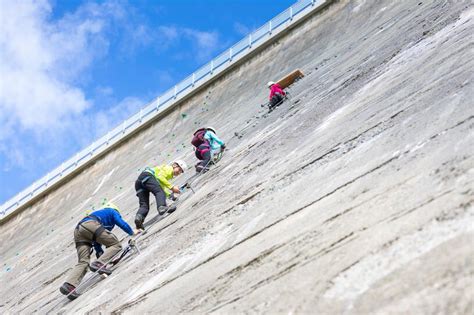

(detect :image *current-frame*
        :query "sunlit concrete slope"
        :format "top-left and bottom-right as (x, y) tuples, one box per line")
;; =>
(1, 1), (473, 313)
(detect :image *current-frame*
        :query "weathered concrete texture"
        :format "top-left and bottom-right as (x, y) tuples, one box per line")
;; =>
(1, 0), (473, 314)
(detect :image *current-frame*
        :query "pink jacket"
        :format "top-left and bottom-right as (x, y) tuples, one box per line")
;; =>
(269, 83), (285, 100)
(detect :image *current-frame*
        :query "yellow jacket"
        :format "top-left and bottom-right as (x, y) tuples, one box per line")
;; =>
(145, 165), (174, 196)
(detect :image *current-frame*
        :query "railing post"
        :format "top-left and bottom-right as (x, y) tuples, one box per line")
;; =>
(229, 48), (233, 61)
(122, 120), (126, 134)
(156, 97), (160, 109)
(269, 21), (272, 34)
(174, 86), (177, 99)
(106, 131), (111, 145)
(139, 109), (143, 122)
(290, 7), (293, 20)
(192, 73), (195, 86)
(211, 60), (214, 74)
(312, 0), (315, 6)
(249, 34), (252, 48)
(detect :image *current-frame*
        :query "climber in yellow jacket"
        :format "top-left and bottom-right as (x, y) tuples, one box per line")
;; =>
(134, 160), (187, 229)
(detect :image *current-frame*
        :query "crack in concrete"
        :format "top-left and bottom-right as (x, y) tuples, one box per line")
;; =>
(387, 190), (453, 223)
(275, 109), (407, 186)
(184, 243), (287, 312)
(208, 231), (359, 313)
(219, 189), (264, 217)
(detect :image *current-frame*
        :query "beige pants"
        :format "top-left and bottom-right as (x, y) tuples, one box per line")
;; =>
(66, 220), (122, 286)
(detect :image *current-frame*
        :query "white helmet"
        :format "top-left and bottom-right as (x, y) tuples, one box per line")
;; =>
(267, 81), (275, 88)
(206, 126), (217, 134)
(173, 160), (188, 172)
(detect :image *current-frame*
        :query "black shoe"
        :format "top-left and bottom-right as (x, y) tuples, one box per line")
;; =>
(195, 164), (203, 172)
(60, 282), (75, 295)
(60, 282), (80, 300)
(89, 261), (112, 275)
(166, 205), (177, 214)
(158, 206), (167, 215)
(135, 214), (144, 230)
(195, 165), (209, 174)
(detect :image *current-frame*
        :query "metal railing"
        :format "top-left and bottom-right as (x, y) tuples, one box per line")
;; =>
(0, 0), (327, 220)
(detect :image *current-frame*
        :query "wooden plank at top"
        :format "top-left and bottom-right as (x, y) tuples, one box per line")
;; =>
(277, 69), (305, 89)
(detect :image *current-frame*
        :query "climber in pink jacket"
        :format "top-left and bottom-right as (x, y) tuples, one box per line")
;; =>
(267, 81), (286, 110)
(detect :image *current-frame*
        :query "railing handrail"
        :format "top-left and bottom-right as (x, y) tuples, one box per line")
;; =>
(0, 0), (326, 221)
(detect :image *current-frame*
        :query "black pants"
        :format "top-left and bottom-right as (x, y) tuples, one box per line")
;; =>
(270, 93), (284, 108)
(135, 172), (166, 219)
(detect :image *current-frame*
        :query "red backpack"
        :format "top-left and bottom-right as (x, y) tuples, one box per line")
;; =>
(191, 128), (208, 148)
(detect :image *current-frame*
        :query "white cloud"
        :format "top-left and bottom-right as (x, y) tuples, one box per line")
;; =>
(183, 28), (219, 52)
(90, 96), (144, 138)
(96, 86), (114, 97)
(155, 70), (174, 86)
(183, 28), (220, 60)
(0, 146), (26, 172)
(152, 25), (220, 61)
(119, 23), (153, 56)
(158, 25), (179, 41)
(0, 0), (223, 199)
(120, 24), (220, 61)
(117, 20), (223, 62)
(0, 0), (143, 173)
(233, 22), (252, 36)
(0, 0), (120, 131)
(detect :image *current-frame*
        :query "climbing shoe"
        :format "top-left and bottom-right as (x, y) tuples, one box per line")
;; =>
(158, 206), (168, 215)
(166, 205), (177, 214)
(195, 165), (209, 174)
(89, 261), (112, 275)
(59, 282), (79, 300)
(134, 214), (144, 230)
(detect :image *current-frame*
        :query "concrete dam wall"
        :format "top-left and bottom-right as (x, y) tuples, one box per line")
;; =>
(1, 0), (473, 313)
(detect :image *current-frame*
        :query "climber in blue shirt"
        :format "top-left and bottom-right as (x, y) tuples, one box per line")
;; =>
(60, 203), (141, 299)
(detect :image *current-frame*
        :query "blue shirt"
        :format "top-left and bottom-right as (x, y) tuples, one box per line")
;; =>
(204, 130), (225, 152)
(81, 208), (134, 236)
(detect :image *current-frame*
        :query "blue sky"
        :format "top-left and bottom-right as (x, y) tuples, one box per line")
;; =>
(0, 0), (295, 204)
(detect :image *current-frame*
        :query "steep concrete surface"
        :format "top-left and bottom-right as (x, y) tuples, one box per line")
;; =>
(1, 0), (473, 313)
